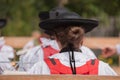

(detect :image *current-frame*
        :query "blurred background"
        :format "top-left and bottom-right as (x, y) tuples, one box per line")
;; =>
(0, 0), (120, 37)
(0, 0), (120, 66)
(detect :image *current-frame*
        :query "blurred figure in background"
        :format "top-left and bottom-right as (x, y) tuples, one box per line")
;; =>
(0, 37), (14, 60)
(17, 10), (60, 71)
(0, 53), (15, 74)
(0, 19), (14, 60)
(102, 44), (120, 58)
(0, 19), (15, 74)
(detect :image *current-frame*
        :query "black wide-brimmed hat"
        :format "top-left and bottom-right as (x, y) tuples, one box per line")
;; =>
(0, 19), (7, 29)
(40, 8), (98, 33)
(39, 11), (49, 20)
(39, 11), (53, 35)
(39, 7), (70, 21)
(39, 7), (70, 35)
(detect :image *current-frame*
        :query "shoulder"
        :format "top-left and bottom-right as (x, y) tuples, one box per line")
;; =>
(23, 45), (44, 60)
(27, 45), (42, 54)
(49, 53), (64, 59)
(28, 60), (50, 74)
(81, 46), (97, 59)
(80, 46), (93, 53)
(98, 61), (117, 76)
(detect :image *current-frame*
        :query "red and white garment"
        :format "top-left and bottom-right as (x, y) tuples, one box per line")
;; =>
(18, 37), (59, 71)
(19, 37), (97, 71)
(28, 51), (117, 75)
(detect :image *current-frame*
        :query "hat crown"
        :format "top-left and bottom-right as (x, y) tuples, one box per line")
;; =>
(56, 12), (81, 19)
(49, 7), (70, 19)
(39, 7), (99, 33)
(39, 7), (70, 20)
(49, 7), (82, 20)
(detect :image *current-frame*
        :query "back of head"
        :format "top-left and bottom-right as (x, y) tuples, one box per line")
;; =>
(53, 26), (84, 50)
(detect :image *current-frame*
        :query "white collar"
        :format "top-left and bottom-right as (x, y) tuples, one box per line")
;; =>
(50, 51), (90, 67)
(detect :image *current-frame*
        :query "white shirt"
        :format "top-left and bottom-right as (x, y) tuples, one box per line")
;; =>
(18, 37), (96, 71)
(23, 40), (35, 49)
(0, 37), (14, 60)
(18, 45), (96, 71)
(18, 38), (59, 71)
(0, 54), (15, 74)
(28, 52), (117, 76)
(0, 45), (14, 60)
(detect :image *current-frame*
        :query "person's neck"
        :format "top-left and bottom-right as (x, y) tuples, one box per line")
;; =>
(56, 40), (62, 50)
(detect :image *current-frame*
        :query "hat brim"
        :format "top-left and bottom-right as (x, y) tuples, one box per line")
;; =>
(0, 19), (7, 28)
(40, 19), (98, 33)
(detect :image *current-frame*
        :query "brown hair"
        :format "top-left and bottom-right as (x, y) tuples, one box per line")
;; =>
(53, 26), (84, 50)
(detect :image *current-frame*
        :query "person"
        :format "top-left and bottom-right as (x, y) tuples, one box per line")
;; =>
(18, 7), (97, 72)
(18, 36), (59, 71)
(0, 54), (15, 74)
(102, 44), (120, 58)
(28, 8), (117, 75)
(0, 19), (15, 74)
(16, 30), (41, 70)
(0, 19), (14, 60)
(0, 37), (14, 60)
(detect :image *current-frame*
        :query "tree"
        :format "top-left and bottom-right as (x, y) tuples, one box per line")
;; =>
(0, 0), (120, 36)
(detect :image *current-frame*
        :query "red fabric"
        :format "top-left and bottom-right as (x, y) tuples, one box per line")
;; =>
(45, 58), (99, 75)
(43, 46), (59, 59)
(87, 59), (99, 75)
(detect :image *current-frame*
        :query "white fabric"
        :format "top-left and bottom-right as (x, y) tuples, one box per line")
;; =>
(0, 37), (5, 46)
(23, 40), (34, 49)
(28, 52), (117, 75)
(17, 39), (36, 71)
(18, 38), (60, 71)
(21, 37), (59, 56)
(19, 46), (96, 71)
(18, 39), (59, 71)
(18, 46), (43, 71)
(80, 46), (97, 59)
(16, 49), (29, 56)
(40, 38), (60, 50)
(0, 37), (14, 60)
(116, 44), (120, 55)
(0, 54), (15, 74)
(18, 37), (96, 71)
(23, 37), (60, 50)
(0, 45), (14, 60)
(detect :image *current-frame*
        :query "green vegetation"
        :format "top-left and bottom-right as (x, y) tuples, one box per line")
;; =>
(0, 0), (120, 36)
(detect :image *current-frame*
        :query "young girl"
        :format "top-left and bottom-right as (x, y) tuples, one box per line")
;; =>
(28, 9), (117, 75)
(19, 8), (96, 72)
(0, 19), (15, 74)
